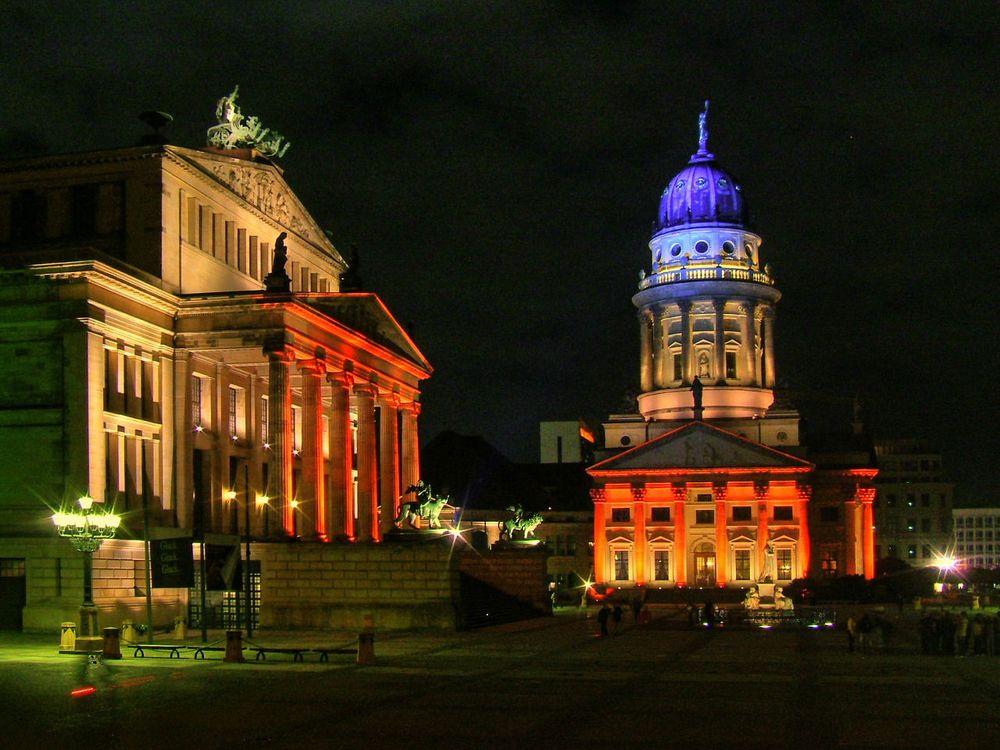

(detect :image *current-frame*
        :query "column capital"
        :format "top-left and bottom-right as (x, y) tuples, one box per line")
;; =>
(796, 483), (813, 502)
(854, 486), (876, 504)
(298, 358), (327, 376)
(712, 297), (727, 312)
(712, 482), (728, 502)
(380, 391), (401, 409)
(401, 400), (422, 417)
(671, 483), (687, 503)
(754, 481), (769, 502)
(631, 485), (647, 502)
(353, 380), (378, 399)
(327, 370), (355, 390)
(265, 346), (297, 364)
(678, 300), (692, 313)
(589, 488), (606, 503)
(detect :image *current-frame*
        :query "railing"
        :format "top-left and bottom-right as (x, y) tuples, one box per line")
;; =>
(639, 264), (773, 290)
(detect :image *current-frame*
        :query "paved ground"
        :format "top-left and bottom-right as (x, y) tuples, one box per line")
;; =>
(2, 608), (998, 749)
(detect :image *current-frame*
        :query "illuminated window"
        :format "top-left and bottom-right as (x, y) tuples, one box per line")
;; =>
(653, 551), (669, 580)
(776, 549), (792, 580)
(907, 545), (917, 559)
(651, 507), (670, 523)
(732, 506), (752, 522)
(191, 376), (203, 426)
(614, 550), (630, 580)
(734, 549), (751, 580)
(673, 354), (683, 381)
(906, 519), (916, 533)
(695, 509), (714, 525)
(773, 505), (793, 522)
(611, 508), (630, 523)
(725, 351), (737, 379)
(821, 551), (838, 578)
(228, 386), (238, 437)
(261, 397), (269, 443)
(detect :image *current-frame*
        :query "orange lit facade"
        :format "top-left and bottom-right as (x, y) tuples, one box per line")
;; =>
(0, 144), (430, 628)
(590, 109), (876, 590)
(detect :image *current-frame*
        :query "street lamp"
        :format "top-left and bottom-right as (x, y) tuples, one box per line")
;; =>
(52, 495), (121, 651)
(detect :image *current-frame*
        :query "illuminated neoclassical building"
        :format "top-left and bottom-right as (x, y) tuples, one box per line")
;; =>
(0, 139), (430, 629)
(589, 106), (877, 590)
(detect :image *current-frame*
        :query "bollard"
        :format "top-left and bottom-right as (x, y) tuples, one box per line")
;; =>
(60, 622), (77, 651)
(121, 619), (138, 644)
(174, 615), (188, 640)
(357, 632), (376, 665)
(224, 629), (244, 663)
(102, 627), (122, 659)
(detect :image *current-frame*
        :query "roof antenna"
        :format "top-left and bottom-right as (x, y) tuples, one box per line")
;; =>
(697, 100), (710, 156)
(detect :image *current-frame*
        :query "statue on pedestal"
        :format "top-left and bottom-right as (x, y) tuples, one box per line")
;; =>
(393, 481), (450, 530)
(499, 504), (544, 541)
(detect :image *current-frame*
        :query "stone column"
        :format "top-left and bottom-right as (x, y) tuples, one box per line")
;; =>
(740, 302), (756, 387)
(266, 348), (295, 538)
(299, 359), (326, 540)
(713, 299), (727, 385)
(672, 484), (687, 586)
(400, 402), (421, 499)
(762, 307), (776, 389)
(591, 489), (607, 583)
(631, 486), (646, 585)
(755, 482), (769, 578)
(353, 381), (378, 543)
(857, 486), (877, 579)
(174, 353), (192, 529)
(679, 301), (693, 385)
(639, 309), (654, 392)
(713, 483), (728, 585)
(796, 484), (812, 579)
(378, 393), (400, 539)
(327, 371), (354, 541)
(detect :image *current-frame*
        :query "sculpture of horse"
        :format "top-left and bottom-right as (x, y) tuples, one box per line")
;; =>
(499, 504), (544, 540)
(393, 482), (450, 529)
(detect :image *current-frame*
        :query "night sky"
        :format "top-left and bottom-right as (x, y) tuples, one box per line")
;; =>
(2, 2), (997, 501)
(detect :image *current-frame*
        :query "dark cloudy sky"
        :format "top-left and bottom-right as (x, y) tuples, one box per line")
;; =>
(3, 1), (997, 501)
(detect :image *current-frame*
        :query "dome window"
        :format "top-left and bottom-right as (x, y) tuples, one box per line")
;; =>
(695, 177), (707, 189)
(620, 435), (631, 446)
(695, 241), (709, 254)
(670, 244), (682, 257)
(722, 241), (735, 254)
(717, 178), (729, 189)
(674, 180), (685, 191)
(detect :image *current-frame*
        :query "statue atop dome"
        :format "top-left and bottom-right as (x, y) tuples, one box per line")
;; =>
(697, 100), (710, 155)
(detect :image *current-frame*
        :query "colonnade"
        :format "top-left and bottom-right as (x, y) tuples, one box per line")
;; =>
(638, 299), (776, 392)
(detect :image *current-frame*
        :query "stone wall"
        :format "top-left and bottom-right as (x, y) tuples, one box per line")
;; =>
(257, 541), (461, 630)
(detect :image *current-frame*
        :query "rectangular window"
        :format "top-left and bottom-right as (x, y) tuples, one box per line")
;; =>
(732, 506), (752, 522)
(653, 551), (669, 580)
(695, 509), (714, 525)
(921, 545), (931, 558)
(650, 507), (670, 523)
(821, 551), (838, 578)
(611, 508), (630, 523)
(725, 351), (737, 379)
(772, 505), (793, 521)
(696, 493), (713, 503)
(921, 518), (931, 533)
(906, 519), (916, 533)
(672, 354), (683, 381)
(614, 550), (629, 580)
(906, 493), (915, 507)
(907, 545), (917, 559)
(819, 506), (839, 523)
(291, 405), (301, 451)
(228, 386), (238, 437)
(776, 549), (792, 580)
(886, 494), (897, 508)
(734, 549), (751, 580)
(191, 376), (203, 426)
(261, 397), (269, 444)
(920, 493), (930, 507)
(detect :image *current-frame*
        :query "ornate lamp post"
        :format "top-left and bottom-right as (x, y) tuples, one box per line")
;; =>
(52, 495), (121, 651)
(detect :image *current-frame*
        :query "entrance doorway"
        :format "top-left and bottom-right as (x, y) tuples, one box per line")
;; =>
(693, 543), (716, 587)
(0, 559), (26, 630)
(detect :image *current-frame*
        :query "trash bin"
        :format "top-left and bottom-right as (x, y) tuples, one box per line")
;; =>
(224, 629), (244, 663)
(174, 615), (187, 640)
(102, 627), (122, 659)
(60, 622), (77, 651)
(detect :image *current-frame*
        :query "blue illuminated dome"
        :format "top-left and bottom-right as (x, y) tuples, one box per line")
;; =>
(656, 155), (746, 229)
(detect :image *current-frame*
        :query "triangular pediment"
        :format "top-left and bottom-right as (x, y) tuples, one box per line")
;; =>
(589, 421), (813, 475)
(303, 293), (431, 373)
(167, 145), (344, 266)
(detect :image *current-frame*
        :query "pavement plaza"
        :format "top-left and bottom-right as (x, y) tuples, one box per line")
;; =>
(1, 608), (998, 749)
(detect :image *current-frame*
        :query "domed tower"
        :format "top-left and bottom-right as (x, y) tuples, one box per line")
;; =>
(634, 102), (780, 422)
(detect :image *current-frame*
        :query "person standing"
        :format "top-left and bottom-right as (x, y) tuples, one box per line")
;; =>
(597, 602), (610, 637)
(612, 603), (624, 634)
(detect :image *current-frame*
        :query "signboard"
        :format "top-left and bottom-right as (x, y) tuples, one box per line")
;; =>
(150, 538), (194, 588)
(205, 544), (242, 591)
